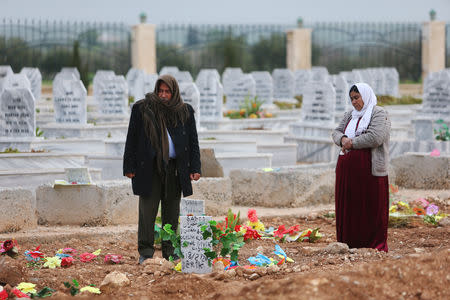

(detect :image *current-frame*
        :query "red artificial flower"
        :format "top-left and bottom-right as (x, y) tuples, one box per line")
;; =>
(413, 207), (426, 216)
(273, 225), (288, 239)
(216, 221), (225, 232)
(0, 289), (8, 300)
(234, 225), (242, 232)
(286, 225), (301, 235)
(79, 252), (97, 262)
(225, 214), (237, 229)
(61, 256), (74, 267)
(247, 209), (258, 223)
(104, 254), (122, 264)
(11, 288), (30, 298)
(1, 239), (17, 253)
(303, 230), (312, 238)
(243, 227), (261, 241)
(277, 257), (286, 265)
(212, 257), (231, 268)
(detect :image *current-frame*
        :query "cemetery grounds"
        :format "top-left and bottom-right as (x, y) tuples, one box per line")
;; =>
(0, 189), (449, 299)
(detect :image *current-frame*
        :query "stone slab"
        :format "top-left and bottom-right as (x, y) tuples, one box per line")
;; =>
(0, 188), (37, 232)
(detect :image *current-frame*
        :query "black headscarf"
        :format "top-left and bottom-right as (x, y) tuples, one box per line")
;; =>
(141, 75), (189, 175)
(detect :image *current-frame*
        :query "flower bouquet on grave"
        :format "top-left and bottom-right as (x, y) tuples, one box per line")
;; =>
(410, 198), (448, 226)
(388, 200), (416, 227)
(267, 225), (322, 243)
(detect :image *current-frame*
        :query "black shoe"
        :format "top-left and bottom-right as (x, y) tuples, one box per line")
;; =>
(139, 255), (152, 264)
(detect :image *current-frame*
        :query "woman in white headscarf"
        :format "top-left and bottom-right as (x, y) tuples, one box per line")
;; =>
(332, 83), (391, 252)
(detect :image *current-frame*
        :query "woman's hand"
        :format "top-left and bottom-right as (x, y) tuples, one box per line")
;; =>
(190, 173), (201, 181)
(341, 137), (353, 151)
(125, 173), (135, 178)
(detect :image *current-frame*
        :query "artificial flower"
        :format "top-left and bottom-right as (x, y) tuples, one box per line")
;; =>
(224, 260), (239, 270)
(92, 249), (101, 256)
(11, 288), (30, 298)
(213, 257), (231, 268)
(80, 286), (101, 294)
(247, 221), (265, 231)
(62, 248), (78, 255)
(389, 205), (397, 213)
(430, 149), (440, 157)
(55, 252), (72, 259)
(413, 207), (426, 216)
(243, 227), (261, 241)
(16, 282), (36, 294)
(416, 198), (429, 208)
(247, 254), (273, 267)
(389, 184), (399, 194)
(174, 262), (182, 272)
(79, 252), (97, 262)
(24, 246), (44, 261)
(426, 204), (439, 216)
(0, 239), (17, 253)
(247, 209), (258, 223)
(0, 287), (7, 300)
(286, 225), (301, 235)
(273, 225), (288, 239)
(61, 257), (74, 267)
(43, 256), (61, 269)
(104, 254), (122, 264)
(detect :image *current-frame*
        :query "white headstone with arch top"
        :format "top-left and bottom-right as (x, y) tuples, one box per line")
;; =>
(0, 88), (35, 137)
(20, 68), (42, 101)
(53, 79), (87, 124)
(300, 81), (336, 124)
(225, 74), (256, 111)
(294, 69), (312, 96)
(3, 74), (31, 91)
(251, 71), (273, 105)
(159, 66), (179, 76)
(272, 68), (295, 100)
(180, 82), (201, 128)
(97, 75), (128, 115)
(197, 74), (223, 121)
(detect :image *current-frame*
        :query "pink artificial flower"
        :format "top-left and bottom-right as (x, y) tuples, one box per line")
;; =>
(79, 252), (97, 262)
(426, 204), (439, 216)
(104, 254), (122, 264)
(416, 198), (429, 209)
(62, 248), (78, 255)
(247, 209), (258, 223)
(430, 149), (440, 157)
(0, 239), (17, 253)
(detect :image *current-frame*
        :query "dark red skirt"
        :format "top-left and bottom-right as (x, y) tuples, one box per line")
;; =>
(335, 148), (389, 252)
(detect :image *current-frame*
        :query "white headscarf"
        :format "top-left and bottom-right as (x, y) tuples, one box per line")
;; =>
(344, 82), (377, 139)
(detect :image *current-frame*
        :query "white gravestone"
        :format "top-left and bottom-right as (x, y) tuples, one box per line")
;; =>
(340, 71), (362, 87)
(159, 66), (179, 76)
(300, 82), (336, 124)
(331, 75), (350, 113)
(53, 79), (87, 124)
(251, 71), (273, 105)
(143, 74), (158, 95)
(421, 71), (450, 120)
(0, 88), (35, 137)
(180, 82), (200, 129)
(384, 68), (399, 97)
(353, 69), (375, 90)
(311, 67), (329, 82)
(370, 68), (386, 95)
(272, 69), (295, 100)
(53, 72), (79, 95)
(93, 70), (115, 99)
(196, 69), (221, 86)
(20, 68), (42, 101)
(3, 74), (31, 91)
(61, 67), (80, 79)
(180, 215), (212, 274)
(126, 68), (146, 100)
(225, 74), (256, 111)
(222, 68), (243, 95)
(97, 76), (128, 115)
(180, 198), (205, 216)
(174, 71), (194, 84)
(294, 70), (312, 96)
(0, 66), (14, 92)
(197, 74), (223, 121)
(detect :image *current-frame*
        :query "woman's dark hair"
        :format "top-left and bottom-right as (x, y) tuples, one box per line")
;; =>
(349, 85), (359, 96)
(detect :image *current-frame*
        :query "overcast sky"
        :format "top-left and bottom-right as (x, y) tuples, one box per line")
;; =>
(2, 0), (450, 24)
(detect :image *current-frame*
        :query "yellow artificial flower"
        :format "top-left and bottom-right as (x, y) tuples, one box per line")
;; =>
(43, 256), (61, 269)
(92, 249), (101, 256)
(389, 206), (397, 213)
(238, 226), (247, 235)
(56, 248), (63, 254)
(174, 262), (182, 272)
(398, 201), (410, 208)
(247, 221), (265, 231)
(17, 282), (37, 294)
(80, 286), (101, 294)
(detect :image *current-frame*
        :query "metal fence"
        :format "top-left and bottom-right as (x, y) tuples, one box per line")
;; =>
(447, 23), (450, 68)
(0, 19), (131, 80)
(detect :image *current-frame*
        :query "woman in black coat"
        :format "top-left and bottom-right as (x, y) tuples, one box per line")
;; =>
(123, 74), (201, 264)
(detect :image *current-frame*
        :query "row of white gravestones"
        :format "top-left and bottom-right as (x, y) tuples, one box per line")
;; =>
(196, 71), (223, 121)
(126, 68), (159, 101)
(179, 198), (212, 274)
(343, 68), (399, 96)
(330, 75), (350, 113)
(300, 81), (336, 124)
(420, 70), (450, 120)
(0, 88), (35, 137)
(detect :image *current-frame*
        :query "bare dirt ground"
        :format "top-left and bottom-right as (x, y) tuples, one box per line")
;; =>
(1, 189), (449, 299)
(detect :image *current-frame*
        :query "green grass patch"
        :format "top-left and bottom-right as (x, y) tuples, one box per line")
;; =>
(377, 95), (422, 106)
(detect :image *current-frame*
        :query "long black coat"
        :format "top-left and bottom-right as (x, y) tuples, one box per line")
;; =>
(123, 100), (201, 197)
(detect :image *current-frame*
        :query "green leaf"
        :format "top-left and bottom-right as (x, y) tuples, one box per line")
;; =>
(230, 249), (239, 262)
(33, 287), (56, 298)
(182, 241), (188, 247)
(63, 282), (71, 288)
(220, 247), (230, 257)
(163, 224), (174, 234)
(72, 279), (79, 288)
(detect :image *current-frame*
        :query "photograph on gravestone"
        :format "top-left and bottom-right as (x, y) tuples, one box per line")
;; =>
(0, 88), (35, 137)
(250, 71), (273, 105)
(224, 74), (256, 111)
(97, 76), (128, 115)
(180, 198), (205, 216)
(272, 68), (295, 101)
(180, 216), (212, 274)
(197, 74), (223, 121)
(20, 68), (42, 101)
(53, 79), (87, 124)
(180, 82), (200, 128)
